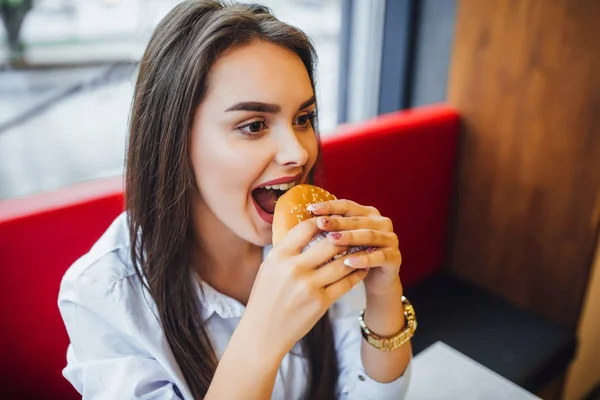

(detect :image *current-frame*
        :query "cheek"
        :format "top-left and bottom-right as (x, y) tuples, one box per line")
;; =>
(191, 136), (269, 193)
(302, 131), (319, 169)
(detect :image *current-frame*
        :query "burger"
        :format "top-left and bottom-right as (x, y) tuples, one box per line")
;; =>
(272, 184), (369, 260)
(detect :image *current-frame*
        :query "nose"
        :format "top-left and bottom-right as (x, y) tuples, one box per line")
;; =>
(274, 126), (309, 167)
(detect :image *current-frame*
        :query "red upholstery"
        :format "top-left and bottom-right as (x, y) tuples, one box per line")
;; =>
(316, 104), (460, 287)
(0, 104), (459, 399)
(0, 178), (125, 400)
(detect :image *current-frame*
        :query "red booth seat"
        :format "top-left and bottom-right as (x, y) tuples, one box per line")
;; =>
(316, 104), (459, 287)
(0, 178), (125, 400)
(0, 104), (459, 399)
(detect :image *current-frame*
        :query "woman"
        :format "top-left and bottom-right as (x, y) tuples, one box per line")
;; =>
(58, 1), (413, 399)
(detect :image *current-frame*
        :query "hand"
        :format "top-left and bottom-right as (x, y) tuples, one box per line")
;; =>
(308, 200), (403, 297)
(243, 218), (369, 357)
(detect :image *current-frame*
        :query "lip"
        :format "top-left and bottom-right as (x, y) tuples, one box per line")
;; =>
(252, 197), (274, 224)
(255, 173), (302, 188)
(251, 172), (302, 225)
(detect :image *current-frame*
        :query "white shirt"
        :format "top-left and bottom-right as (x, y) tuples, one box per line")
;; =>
(58, 212), (411, 399)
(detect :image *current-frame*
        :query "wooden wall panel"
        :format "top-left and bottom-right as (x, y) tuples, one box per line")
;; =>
(447, 0), (600, 326)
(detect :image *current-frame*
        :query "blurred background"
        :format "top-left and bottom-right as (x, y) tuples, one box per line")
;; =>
(1, 1), (599, 400)
(0, 0), (331, 200)
(0, 0), (455, 200)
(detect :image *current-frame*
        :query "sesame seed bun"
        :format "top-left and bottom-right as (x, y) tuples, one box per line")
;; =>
(272, 184), (336, 246)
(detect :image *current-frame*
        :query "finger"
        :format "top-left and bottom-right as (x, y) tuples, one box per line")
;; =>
(328, 229), (398, 249)
(343, 248), (402, 269)
(311, 255), (356, 287)
(323, 269), (369, 304)
(296, 232), (349, 269)
(307, 199), (380, 217)
(311, 247), (376, 286)
(276, 217), (321, 255)
(316, 215), (392, 233)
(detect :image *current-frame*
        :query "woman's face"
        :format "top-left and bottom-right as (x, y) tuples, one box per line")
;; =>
(191, 40), (319, 247)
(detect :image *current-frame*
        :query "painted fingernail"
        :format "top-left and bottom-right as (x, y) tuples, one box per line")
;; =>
(307, 203), (323, 212)
(344, 257), (361, 267)
(328, 232), (342, 240)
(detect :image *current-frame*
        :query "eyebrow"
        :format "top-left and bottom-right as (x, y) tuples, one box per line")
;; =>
(225, 95), (316, 113)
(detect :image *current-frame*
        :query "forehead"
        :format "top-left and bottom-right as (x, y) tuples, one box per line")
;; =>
(204, 40), (314, 108)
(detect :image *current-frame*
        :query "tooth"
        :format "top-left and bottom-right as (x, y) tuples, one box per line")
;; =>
(262, 181), (297, 191)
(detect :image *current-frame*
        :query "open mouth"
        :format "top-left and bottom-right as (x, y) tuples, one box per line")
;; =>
(251, 181), (297, 215)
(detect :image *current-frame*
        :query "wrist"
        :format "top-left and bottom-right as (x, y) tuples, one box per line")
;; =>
(236, 312), (287, 365)
(207, 312), (283, 399)
(366, 278), (403, 302)
(364, 282), (405, 337)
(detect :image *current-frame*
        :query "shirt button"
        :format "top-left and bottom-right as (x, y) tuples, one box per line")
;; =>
(358, 375), (366, 381)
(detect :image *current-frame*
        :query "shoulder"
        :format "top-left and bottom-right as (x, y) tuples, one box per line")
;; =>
(59, 212), (138, 304)
(58, 212), (155, 336)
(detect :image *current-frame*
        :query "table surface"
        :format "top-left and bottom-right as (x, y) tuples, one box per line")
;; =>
(406, 341), (541, 400)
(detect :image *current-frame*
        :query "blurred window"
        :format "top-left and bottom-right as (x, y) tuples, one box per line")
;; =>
(0, 0), (386, 199)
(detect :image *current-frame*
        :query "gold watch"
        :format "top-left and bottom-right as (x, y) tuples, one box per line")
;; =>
(358, 295), (417, 351)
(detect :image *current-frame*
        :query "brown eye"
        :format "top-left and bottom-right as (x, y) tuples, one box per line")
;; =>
(248, 121), (264, 132)
(297, 115), (310, 126)
(295, 111), (316, 129)
(237, 119), (268, 138)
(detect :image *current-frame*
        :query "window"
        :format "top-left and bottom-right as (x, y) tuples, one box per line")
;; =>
(0, 0), (348, 199)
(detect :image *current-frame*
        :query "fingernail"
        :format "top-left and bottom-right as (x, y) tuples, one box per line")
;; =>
(307, 203), (323, 212)
(328, 232), (342, 240)
(344, 257), (361, 267)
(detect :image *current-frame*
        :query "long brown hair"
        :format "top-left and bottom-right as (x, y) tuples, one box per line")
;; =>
(125, 1), (337, 399)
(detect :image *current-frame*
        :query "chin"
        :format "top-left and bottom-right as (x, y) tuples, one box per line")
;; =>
(254, 235), (273, 248)
(231, 218), (273, 248)
(253, 224), (274, 247)
(236, 231), (271, 249)
(239, 203), (273, 247)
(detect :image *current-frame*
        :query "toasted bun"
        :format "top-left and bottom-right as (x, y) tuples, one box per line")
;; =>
(272, 184), (336, 246)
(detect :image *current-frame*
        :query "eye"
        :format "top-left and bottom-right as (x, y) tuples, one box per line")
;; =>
(295, 111), (316, 129)
(237, 119), (268, 137)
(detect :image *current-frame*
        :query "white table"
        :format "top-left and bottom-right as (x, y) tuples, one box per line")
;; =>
(406, 342), (541, 400)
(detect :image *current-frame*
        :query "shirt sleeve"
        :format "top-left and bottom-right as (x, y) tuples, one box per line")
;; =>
(331, 283), (412, 400)
(58, 273), (184, 400)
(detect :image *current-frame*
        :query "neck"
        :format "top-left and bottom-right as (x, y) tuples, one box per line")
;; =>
(192, 199), (262, 305)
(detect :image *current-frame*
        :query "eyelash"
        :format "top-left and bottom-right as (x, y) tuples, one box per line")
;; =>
(236, 111), (317, 138)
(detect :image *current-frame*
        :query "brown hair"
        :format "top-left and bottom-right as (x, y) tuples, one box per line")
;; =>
(125, 1), (336, 399)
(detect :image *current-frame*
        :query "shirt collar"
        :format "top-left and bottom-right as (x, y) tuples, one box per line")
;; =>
(196, 245), (273, 321)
